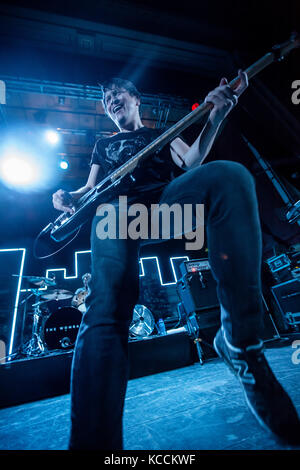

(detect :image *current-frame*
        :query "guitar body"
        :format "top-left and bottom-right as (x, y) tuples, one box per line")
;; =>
(50, 175), (127, 241)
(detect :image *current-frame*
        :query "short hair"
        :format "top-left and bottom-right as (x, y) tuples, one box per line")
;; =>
(99, 77), (141, 112)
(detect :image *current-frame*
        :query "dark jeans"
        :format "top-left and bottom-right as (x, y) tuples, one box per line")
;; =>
(69, 161), (264, 450)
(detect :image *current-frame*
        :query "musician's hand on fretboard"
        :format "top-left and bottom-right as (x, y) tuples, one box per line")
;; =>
(205, 69), (248, 126)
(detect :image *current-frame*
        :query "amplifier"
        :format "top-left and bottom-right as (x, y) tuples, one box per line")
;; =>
(179, 259), (211, 276)
(271, 279), (300, 328)
(177, 259), (278, 341)
(177, 260), (219, 361)
(177, 259), (219, 316)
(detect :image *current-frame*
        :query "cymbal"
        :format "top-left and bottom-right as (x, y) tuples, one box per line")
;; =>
(41, 289), (73, 301)
(13, 275), (56, 287)
(29, 277), (56, 287)
(129, 305), (154, 337)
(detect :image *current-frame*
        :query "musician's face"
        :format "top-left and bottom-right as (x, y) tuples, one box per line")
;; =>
(104, 87), (140, 128)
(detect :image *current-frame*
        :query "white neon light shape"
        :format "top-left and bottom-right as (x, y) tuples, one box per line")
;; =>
(21, 250), (189, 298)
(45, 250), (91, 280)
(20, 250), (92, 293)
(44, 251), (189, 286)
(169, 256), (190, 283)
(44, 252), (189, 286)
(0, 248), (26, 358)
(139, 255), (189, 286)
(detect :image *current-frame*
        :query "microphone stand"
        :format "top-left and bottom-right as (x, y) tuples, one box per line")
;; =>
(242, 135), (300, 227)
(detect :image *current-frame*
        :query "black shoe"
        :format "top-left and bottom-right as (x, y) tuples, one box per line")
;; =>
(213, 327), (300, 445)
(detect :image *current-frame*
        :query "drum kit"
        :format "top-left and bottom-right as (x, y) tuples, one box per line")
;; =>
(15, 272), (156, 358)
(17, 273), (90, 357)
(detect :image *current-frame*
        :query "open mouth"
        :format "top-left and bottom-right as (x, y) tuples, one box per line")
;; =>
(113, 104), (123, 115)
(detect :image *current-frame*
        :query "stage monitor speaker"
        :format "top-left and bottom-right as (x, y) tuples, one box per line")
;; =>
(271, 279), (300, 329)
(177, 259), (219, 315)
(177, 259), (280, 342)
(176, 259), (220, 360)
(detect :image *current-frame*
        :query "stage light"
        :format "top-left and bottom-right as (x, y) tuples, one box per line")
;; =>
(60, 159), (69, 170)
(45, 129), (60, 145)
(0, 127), (59, 191)
(0, 140), (55, 191)
(0, 149), (40, 188)
(192, 103), (200, 111)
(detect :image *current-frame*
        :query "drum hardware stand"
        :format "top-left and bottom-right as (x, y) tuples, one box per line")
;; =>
(12, 275), (56, 358)
(19, 290), (35, 353)
(21, 292), (51, 357)
(184, 312), (215, 365)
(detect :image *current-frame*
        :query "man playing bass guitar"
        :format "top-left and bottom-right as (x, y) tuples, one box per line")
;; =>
(52, 73), (300, 449)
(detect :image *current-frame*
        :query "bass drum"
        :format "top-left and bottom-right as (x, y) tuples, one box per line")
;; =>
(44, 306), (82, 350)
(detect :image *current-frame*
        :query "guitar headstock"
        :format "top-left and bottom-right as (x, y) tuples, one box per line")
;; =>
(272, 32), (300, 61)
(289, 32), (300, 47)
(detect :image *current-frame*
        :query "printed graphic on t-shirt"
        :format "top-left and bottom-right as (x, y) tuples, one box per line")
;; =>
(91, 128), (184, 196)
(104, 135), (148, 168)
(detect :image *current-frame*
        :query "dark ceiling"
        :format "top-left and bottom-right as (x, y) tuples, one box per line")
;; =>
(2, 0), (299, 51)
(0, 1), (299, 104)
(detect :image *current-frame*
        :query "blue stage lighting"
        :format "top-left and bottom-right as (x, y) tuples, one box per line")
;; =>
(45, 129), (60, 145)
(59, 160), (69, 170)
(0, 148), (40, 188)
(0, 126), (62, 191)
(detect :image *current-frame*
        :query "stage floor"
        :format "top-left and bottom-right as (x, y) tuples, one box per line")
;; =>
(0, 340), (300, 451)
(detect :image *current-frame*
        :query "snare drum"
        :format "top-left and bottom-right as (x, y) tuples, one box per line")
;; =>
(44, 306), (82, 350)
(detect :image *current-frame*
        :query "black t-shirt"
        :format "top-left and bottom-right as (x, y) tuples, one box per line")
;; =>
(90, 126), (185, 202)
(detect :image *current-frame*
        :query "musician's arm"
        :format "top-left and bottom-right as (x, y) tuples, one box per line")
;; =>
(171, 70), (248, 170)
(170, 119), (221, 170)
(69, 164), (100, 200)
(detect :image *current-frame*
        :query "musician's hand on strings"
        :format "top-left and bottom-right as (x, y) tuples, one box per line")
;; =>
(205, 69), (248, 126)
(52, 189), (75, 214)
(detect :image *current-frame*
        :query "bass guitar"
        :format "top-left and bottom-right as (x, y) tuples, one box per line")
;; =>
(44, 34), (299, 242)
